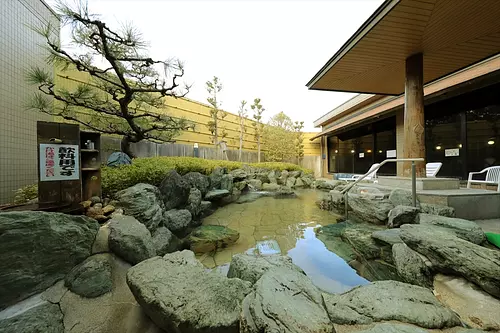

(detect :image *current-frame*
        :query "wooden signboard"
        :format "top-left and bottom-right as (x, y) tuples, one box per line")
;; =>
(37, 121), (82, 206)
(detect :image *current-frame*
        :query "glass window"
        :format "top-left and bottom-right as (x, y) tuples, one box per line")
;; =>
(467, 105), (500, 174)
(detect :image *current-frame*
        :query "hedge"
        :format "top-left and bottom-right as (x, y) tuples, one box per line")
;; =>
(11, 157), (312, 203)
(102, 156), (312, 196)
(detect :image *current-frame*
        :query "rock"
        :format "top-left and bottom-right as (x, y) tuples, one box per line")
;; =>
(151, 226), (180, 256)
(267, 170), (279, 184)
(220, 174), (234, 192)
(102, 205), (115, 215)
(164, 209), (192, 236)
(86, 206), (104, 220)
(240, 267), (333, 333)
(234, 180), (248, 191)
(434, 274), (500, 331)
(183, 172), (211, 196)
(247, 179), (263, 191)
(323, 280), (460, 328)
(64, 254), (112, 298)
(108, 216), (155, 265)
(255, 172), (270, 184)
(389, 189), (417, 207)
(387, 205), (420, 228)
(289, 170), (302, 178)
(185, 188), (202, 217)
(81, 200), (92, 209)
(210, 166), (226, 189)
(220, 188), (242, 205)
(353, 259), (401, 282)
(199, 200), (215, 218)
(115, 183), (165, 232)
(316, 223), (357, 262)
(401, 224), (500, 298)
(110, 208), (124, 218)
(94, 203), (103, 209)
(314, 179), (342, 191)
(230, 168), (247, 181)
(419, 203), (455, 217)
(330, 190), (345, 213)
(392, 243), (432, 288)
(418, 213), (485, 244)
(103, 198), (111, 207)
(0, 300), (64, 333)
(127, 251), (252, 333)
(274, 186), (296, 198)
(236, 192), (266, 204)
(342, 224), (386, 260)
(354, 323), (428, 333)
(294, 177), (305, 188)
(187, 225), (239, 253)
(159, 170), (191, 210)
(301, 176), (313, 187)
(277, 170), (288, 185)
(90, 196), (101, 205)
(371, 229), (403, 245)
(59, 254), (163, 333)
(92, 224), (110, 254)
(205, 189), (230, 201)
(348, 193), (394, 224)
(262, 182), (280, 192)
(286, 176), (296, 188)
(0, 211), (99, 309)
(227, 254), (304, 284)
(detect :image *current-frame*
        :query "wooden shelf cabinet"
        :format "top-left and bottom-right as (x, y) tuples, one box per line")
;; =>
(80, 131), (102, 199)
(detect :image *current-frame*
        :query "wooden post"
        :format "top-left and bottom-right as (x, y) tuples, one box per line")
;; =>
(403, 53), (426, 177)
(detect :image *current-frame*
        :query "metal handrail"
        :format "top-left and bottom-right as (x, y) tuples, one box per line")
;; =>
(340, 158), (425, 220)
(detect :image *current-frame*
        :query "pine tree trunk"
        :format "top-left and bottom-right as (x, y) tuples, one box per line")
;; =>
(121, 135), (136, 159)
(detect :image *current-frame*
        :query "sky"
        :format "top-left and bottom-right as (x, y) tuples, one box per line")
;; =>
(47, 0), (383, 131)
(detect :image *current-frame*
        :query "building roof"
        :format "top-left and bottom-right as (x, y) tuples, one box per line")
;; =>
(306, 0), (500, 95)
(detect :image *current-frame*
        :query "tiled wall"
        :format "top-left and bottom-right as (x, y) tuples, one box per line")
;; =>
(0, 0), (58, 204)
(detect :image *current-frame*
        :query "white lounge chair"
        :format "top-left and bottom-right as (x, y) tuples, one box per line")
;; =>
(467, 166), (500, 192)
(339, 163), (380, 182)
(426, 162), (442, 177)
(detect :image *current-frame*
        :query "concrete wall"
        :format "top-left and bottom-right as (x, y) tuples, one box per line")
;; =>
(396, 109), (405, 176)
(0, 0), (58, 204)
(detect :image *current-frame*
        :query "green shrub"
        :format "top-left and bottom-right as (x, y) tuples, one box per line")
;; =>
(102, 156), (311, 196)
(13, 183), (38, 204)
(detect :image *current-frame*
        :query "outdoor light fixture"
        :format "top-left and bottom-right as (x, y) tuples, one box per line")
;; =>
(367, 149), (372, 153)
(335, 150), (338, 153)
(458, 144), (462, 148)
(378, 150), (383, 153)
(351, 150), (355, 153)
(435, 145), (442, 150)
(488, 140), (495, 145)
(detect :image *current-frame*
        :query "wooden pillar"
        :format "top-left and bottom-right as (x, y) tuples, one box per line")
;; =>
(403, 53), (426, 177)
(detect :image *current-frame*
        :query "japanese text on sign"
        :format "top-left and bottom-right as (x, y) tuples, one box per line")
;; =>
(39, 144), (80, 181)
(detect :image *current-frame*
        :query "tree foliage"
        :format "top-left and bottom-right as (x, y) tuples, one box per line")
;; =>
(237, 100), (248, 161)
(264, 112), (295, 162)
(205, 76), (227, 147)
(250, 98), (265, 162)
(26, 1), (193, 157)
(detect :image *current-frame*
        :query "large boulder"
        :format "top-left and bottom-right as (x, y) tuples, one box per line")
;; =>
(186, 225), (239, 253)
(322, 280), (460, 328)
(0, 211), (99, 309)
(227, 254), (304, 284)
(64, 254), (112, 298)
(392, 243), (432, 288)
(108, 216), (155, 265)
(164, 209), (192, 236)
(267, 170), (280, 184)
(371, 229), (403, 245)
(254, 173), (270, 184)
(316, 223), (357, 263)
(115, 183), (166, 232)
(419, 203), (455, 217)
(418, 214), (485, 244)
(314, 179), (342, 191)
(289, 170), (302, 178)
(400, 224), (500, 298)
(387, 205), (420, 228)
(348, 193), (394, 224)
(247, 179), (263, 191)
(342, 224), (387, 260)
(240, 267), (333, 333)
(183, 172), (211, 196)
(210, 166), (226, 189)
(204, 189), (230, 201)
(230, 168), (247, 181)
(286, 176), (297, 188)
(220, 174), (234, 192)
(262, 183), (280, 192)
(277, 170), (288, 185)
(151, 226), (180, 256)
(389, 189), (417, 207)
(354, 323), (428, 333)
(199, 201), (216, 218)
(185, 188), (202, 218)
(159, 170), (191, 210)
(233, 180), (248, 191)
(127, 251), (252, 333)
(0, 300), (64, 332)
(294, 177), (305, 188)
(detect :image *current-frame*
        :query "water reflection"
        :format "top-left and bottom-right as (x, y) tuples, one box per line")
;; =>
(200, 189), (368, 293)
